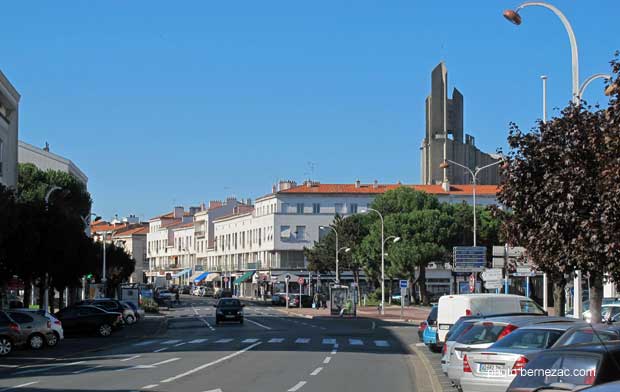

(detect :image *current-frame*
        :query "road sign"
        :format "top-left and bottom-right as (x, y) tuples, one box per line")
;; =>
(298, 277), (305, 285)
(453, 246), (487, 272)
(399, 280), (408, 289)
(484, 280), (503, 289)
(270, 276), (277, 282)
(492, 257), (505, 268)
(513, 267), (537, 277)
(469, 273), (476, 293)
(481, 268), (503, 281)
(223, 277), (229, 283)
(285, 274), (291, 282)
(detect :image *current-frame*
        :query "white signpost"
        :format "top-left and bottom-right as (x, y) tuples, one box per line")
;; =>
(481, 268), (503, 281)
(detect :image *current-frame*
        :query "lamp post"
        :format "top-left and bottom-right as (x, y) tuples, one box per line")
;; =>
(439, 159), (503, 246)
(361, 208), (389, 315)
(319, 225), (351, 284)
(578, 74), (612, 100)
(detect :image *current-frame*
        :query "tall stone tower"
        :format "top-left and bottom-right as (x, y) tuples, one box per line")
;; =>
(420, 62), (500, 186)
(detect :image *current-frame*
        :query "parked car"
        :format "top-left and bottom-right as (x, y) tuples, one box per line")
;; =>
(447, 315), (570, 391)
(441, 316), (481, 374)
(181, 285), (191, 295)
(201, 286), (214, 297)
(271, 293), (287, 306)
(78, 299), (137, 325)
(12, 309), (64, 347)
(437, 294), (546, 343)
(0, 311), (26, 356)
(121, 301), (145, 321)
(578, 381), (620, 391)
(55, 305), (123, 337)
(507, 341), (620, 391)
(192, 286), (204, 296)
(214, 298), (244, 324)
(214, 289), (233, 299)
(7, 310), (55, 350)
(418, 320), (428, 340)
(553, 324), (620, 346)
(288, 294), (313, 308)
(460, 321), (587, 392)
(422, 305), (440, 352)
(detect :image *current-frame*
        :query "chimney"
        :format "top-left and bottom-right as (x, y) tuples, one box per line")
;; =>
(226, 196), (237, 205)
(272, 184), (277, 193)
(209, 200), (223, 209)
(373, 180), (378, 189)
(43, 142), (50, 152)
(246, 198), (252, 205)
(173, 206), (184, 219)
(278, 180), (297, 191)
(355, 179), (361, 188)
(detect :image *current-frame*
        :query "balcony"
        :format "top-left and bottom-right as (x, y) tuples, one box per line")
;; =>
(195, 231), (206, 238)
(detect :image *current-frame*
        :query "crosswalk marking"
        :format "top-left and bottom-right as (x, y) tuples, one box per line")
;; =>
(349, 339), (363, 345)
(215, 338), (233, 343)
(374, 340), (389, 347)
(295, 338), (310, 344)
(161, 339), (181, 345)
(189, 339), (207, 344)
(268, 338), (284, 343)
(242, 338), (259, 343)
(322, 338), (336, 345)
(133, 340), (157, 346)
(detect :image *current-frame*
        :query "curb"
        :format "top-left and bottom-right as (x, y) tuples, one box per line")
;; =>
(409, 343), (443, 392)
(274, 308), (315, 319)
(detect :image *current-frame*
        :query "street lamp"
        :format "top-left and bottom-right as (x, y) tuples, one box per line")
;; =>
(439, 159), (503, 246)
(578, 74), (612, 100)
(319, 226), (350, 284)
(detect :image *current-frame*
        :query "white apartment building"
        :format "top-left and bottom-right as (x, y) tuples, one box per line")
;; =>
(112, 224), (149, 284)
(0, 70), (20, 188)
(207, 180), (499, 297)
(18, 141), (88, 185)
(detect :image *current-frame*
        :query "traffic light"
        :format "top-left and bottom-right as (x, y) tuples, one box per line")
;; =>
(86, 274), (93, 279)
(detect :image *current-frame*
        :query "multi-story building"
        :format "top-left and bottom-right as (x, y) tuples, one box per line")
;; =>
(208, 180), (499, 297)
(0, 70), (20, 188)
(112, 224), (149, 284)
(18, 141), (88, 185)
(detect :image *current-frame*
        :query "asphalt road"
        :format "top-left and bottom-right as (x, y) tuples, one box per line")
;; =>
(0, 295), (420, 392)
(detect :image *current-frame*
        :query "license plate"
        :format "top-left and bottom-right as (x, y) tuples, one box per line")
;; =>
(439, 324), (451, 330)
(479, 363), (502, 374)
(225, 315), (235, 318)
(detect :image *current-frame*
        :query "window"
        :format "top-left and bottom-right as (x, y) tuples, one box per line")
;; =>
(280, 225), (291, 239)
(296, 203), (304, 214)
(335, 203), (344, 215)
(295, 226), (306, 240)
(350, 203), (358, 213)
(8, 312), (33, 323)
(312, 203), (320, 214)
(281, 203), (289, 213)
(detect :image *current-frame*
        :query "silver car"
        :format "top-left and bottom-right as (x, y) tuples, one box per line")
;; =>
(460, 322), (587, 392)
(447, 315), (574, 391)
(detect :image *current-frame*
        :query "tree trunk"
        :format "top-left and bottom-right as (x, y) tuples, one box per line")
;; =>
(23, 280), (32, 308)
(419, 265), (429, 306)
(553, 280), (566, 317)
(589, 273), (604, 324)
(48, 287), (55, 313)
(38, 281), (45, 309)
(58, 288), (65, 310)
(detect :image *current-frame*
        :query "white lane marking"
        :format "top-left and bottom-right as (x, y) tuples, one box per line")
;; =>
(189, 339), (207, 344)
(374, 340), (389, 347)
(319, 327), (327, 330)
(415, 342), (426, 347)
(153, 347), (168, 353)
(151, 357), (181, 366)
(14, 361), (85, 375)
(310, 367), (323, 376)
(203, 389), (223, 392)
(160, 342), (262, 383)
(333, 343), (339, 349)
(242, 338), (259, 343)
(372, 321), (376, 330)
(245, 318), (272, 330)
(288, 381), (307, 391)
(349, 338), (363, 345)
(215, 338), (233, 343)
(0, 365), (18, 368)
(121, 355), (141, 362)
(322, 338), (336, 345)
(174, 342), (187, 347)
(142, 385), (159, 390)
(268, 338), (284, 343)
(323, 356), (331, 364)
(192, 304), (215, 331)
(133, 340), (157, 346)
(72, 365), (103, 374)
(295, 338), (310, 344)
(161, 339), (181, 345)
(0, 381), (40, 391)
(331, 348), (337, 355)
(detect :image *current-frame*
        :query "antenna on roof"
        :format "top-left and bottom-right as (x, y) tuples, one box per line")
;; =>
(307, 161), (317, 181)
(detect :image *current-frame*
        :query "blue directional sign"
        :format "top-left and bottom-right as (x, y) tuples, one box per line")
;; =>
(399, 280), (408, 289)
(453, 246), (487, 272)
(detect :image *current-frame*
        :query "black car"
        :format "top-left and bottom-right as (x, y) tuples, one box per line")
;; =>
(214, 298), (244, 324)
(508, 341), (620, 392)
(271, 293), (287, 306)
(288, 294), (313, 308)
(181, 285), (191, 295)
(214, 289), (233, 299)
(55, 305), (123, 337)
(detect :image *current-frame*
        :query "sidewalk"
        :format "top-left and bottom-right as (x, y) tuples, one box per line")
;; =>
(278, 304), (431, 323)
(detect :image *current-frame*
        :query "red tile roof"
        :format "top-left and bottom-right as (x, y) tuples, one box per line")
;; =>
(90, 222), (129, 233)
(278, 183), (498, 196)
(161, 219), (182, 228)
(171, 222), (194, 230)
(113, 224), (149, 237)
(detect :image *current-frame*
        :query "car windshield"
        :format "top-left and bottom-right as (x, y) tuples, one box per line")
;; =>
(447, 320), (476, 342)
(427, 306), (438, 323)
(218, 299), (241, 307)
(457, 323), (506, 345)
(559, 329), (617, 346)
(491, 329), (563, 350)
(509, 352), (599, 388)
(519, 299), (546, 314)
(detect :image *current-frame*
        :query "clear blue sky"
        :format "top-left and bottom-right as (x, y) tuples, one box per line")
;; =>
(2, 1), (617, 220)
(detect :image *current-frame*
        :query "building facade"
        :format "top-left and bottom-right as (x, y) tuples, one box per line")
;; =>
(18, 141), (88, 185)
(420, 62), (500, 186)
(111, 224), (149, 284)
(0, 71), (20, 188)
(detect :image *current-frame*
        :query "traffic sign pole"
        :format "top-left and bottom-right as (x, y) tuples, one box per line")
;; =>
(298, 277), (305, 309)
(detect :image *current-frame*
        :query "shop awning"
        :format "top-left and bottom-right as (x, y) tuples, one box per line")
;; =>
(193, 272), (209, 283)
(234, 270), (255, 285)
(205, 273), (220, 282)
(172, 268), (192, 279)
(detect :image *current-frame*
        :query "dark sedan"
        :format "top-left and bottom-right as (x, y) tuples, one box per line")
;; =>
(214, 298), (244, 324)
(55, 305), (123, 337)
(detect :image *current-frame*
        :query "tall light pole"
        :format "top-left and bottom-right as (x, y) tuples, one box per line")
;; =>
(319, 226), (350, 284)
(361, 208), (387, 314)
(541, 75), (548, 123)
(578, 74), (612, 101)
(439, 159), (503, 246)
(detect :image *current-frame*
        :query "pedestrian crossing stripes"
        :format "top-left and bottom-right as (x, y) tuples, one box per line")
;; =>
(133, 337), (391, 348)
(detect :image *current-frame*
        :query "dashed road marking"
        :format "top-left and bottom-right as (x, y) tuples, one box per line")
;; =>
(72, 365), (103, 374)
(0, 381), (40, 391)
(151, 358), (181, 366)
(322, 338), (336, 345)
(349, 338), (363, 345)
(174, 342), (187, 347)
(310, 367), (323, 376)
(161, 339), (181, 345)
(153, 347), (168, 353)
(288, 381), (307, 391)
(141, 384), (158, 390)
(323, 356), (331, 364)
(215, 338), (233, 343)
(242, 338), (259, 343)
(295, 338), (310, 344)
(133, 340), (157, 346)
(120, 355), (141, 362)
(245, 318), (272, 330)
(374, 340), (390, 347)
(189, 339), (207, 344)
(268, 338), (284, 343)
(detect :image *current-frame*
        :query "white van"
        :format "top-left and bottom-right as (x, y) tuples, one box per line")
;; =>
(436, 294), (545, 342)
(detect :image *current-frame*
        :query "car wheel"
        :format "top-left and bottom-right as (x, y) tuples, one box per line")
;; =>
(125, 315), (136, 325)
(0, 337), (12, 356)
(29, 333), (45, 350)
(98, 323), (113, 337)
(46, 332), (59, 347)
(429, 344), (441, 353)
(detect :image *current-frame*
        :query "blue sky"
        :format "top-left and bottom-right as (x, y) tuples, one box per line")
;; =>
(2, 1), (618, 220)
